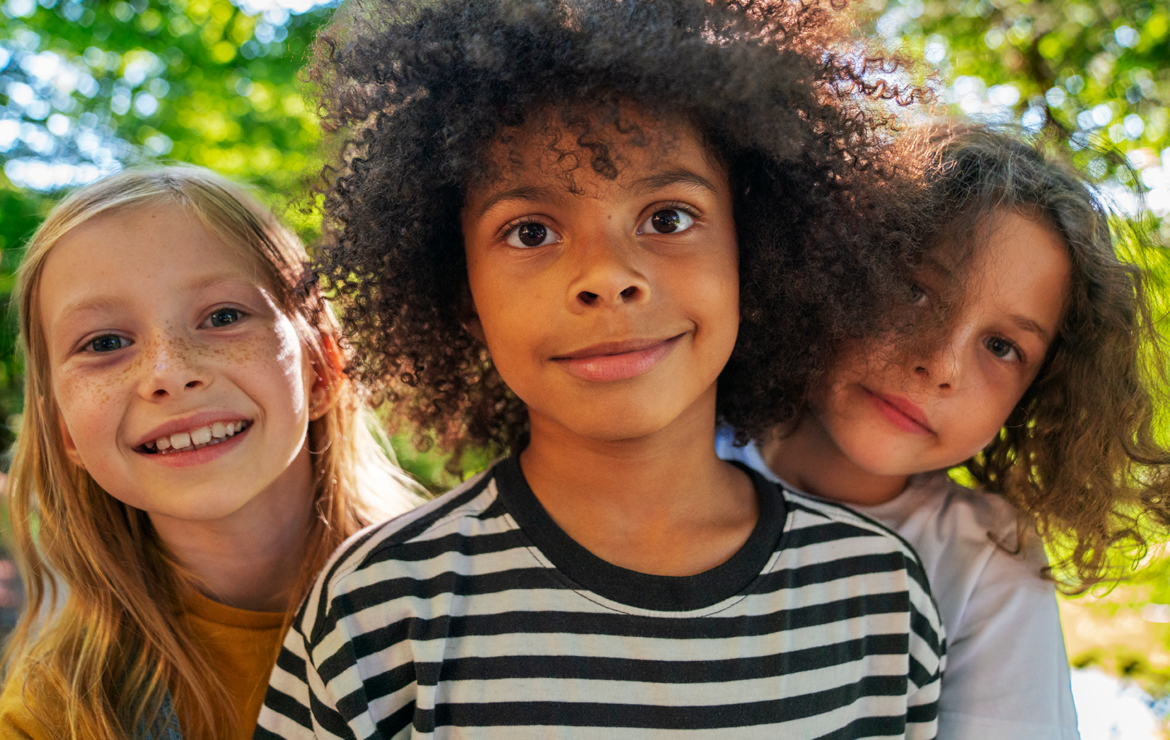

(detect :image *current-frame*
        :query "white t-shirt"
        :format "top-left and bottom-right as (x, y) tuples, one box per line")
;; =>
(717, 432), (1080, 740)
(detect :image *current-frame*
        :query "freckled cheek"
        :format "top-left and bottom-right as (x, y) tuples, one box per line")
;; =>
(52, 373), (117, 450)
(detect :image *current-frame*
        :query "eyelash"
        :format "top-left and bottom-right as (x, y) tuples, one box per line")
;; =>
(74, 305), (250, 356)
(498, 215), (556, 243)
(985, 335), (1024, 364)
(650, 201), (700, 220)
(82, 334), (131, 354)
(204, 306), (248, 328)
(496, 202), (702, 241)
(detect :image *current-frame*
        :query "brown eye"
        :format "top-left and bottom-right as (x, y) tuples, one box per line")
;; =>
(505, 222), (558, 248)
(639, 208), (695, 235)
(518, 223), (546, 246)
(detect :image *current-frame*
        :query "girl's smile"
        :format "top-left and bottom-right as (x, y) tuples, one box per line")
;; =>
(37, 203), (323, 525)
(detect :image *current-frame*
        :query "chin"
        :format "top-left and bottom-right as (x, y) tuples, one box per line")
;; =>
(835, 440), (922, 479)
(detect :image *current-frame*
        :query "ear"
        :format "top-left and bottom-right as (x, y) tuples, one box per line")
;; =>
(56, 412), (86, 470)
(307, 335), (342, 421)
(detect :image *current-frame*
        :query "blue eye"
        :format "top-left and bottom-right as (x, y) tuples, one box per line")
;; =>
(207, 308), (243, 328)
(985, 336), (1020, 362)
(88, 335), (129, 353)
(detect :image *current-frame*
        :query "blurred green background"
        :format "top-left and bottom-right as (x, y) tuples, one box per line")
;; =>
(2, 0), (1170, 730)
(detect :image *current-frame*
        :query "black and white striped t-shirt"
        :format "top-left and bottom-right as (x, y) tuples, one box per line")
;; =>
(257, 457), (945, 739)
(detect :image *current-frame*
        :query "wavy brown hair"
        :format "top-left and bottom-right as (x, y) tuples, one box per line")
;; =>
(305, 0), (928, 462)
(920, 126), (1170, 592)
(3, 168), (421, 739)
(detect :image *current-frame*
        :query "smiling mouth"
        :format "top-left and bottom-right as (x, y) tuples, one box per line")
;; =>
(138, 421), (250, 455)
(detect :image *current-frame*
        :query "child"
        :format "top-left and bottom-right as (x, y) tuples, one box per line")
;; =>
(258, 0), (947, 737)
(0, 168), (421, 739)
(720, 126), (1170, 738)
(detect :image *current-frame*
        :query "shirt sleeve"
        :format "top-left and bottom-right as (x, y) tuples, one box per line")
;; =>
(905, 557), (946, 740)
(936, 536), (1080, 740)
(0, 670), (62, 740)
(255, 565), (422, 740)
(255, 586), (377, 740)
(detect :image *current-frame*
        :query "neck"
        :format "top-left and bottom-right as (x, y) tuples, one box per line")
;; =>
(519, 387), (757, 576)
(760, 417), (907, 506)
(149, 446), (314, 613)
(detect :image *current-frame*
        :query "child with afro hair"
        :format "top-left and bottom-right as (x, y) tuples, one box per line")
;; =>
(259, 0), (946, 737)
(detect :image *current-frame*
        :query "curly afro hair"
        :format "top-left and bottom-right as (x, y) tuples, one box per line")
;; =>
(306, 0), (927, 461)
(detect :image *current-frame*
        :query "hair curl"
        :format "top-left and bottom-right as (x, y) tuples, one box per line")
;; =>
(307, 0), (927, 461)
(922, 126), (1170, 592)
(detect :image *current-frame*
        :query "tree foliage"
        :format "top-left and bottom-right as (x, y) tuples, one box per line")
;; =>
(873, 0), (1170, 215)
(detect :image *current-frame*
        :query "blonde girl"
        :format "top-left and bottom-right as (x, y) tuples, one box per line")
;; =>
(0, 167), (421, 739)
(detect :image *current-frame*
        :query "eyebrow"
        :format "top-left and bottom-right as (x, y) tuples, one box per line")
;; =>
(54, 275), (254, 324)
(474, 167), (719, 219)
(475, 185), (561, 218)
(55, 296), (124, 324)
(629, 168), (718, 197)
(1009, 313), (1051, 343)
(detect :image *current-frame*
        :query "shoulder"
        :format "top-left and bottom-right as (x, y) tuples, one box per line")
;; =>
(780, 487), (939, 608)
(778, 486), (947, 680)
(887, 474), (1048, 583)
(0, 664), (63, 740)
(289, 464), (507, 640)
(784, 486), (929, 564)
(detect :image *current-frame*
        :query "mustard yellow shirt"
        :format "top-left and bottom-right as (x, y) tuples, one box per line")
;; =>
(0, 590), (285, 740)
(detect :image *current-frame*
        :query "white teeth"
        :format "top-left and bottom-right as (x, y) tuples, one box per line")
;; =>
(147, 421), (246, 454)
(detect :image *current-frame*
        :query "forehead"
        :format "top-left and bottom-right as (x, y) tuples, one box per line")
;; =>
(965, 209), (1071, 331)
(38, 202), (265, 321)
(468, 106), (718, 201)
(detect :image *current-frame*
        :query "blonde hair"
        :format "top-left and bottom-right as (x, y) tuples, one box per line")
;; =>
(3, 167), (421, 738)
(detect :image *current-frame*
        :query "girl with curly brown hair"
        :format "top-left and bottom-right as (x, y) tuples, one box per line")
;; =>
(721, 125), (1170, 739)
(257, 0), (950, 737)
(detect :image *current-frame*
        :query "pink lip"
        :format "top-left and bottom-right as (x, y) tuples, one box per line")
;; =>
(863, 389), (934, 435)
(553, 335), (683, 382)
(132, 411), (251, 449)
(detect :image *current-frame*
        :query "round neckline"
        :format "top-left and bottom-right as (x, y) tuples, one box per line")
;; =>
(493, 456), (788, 612)
(183, 588), (286, 629)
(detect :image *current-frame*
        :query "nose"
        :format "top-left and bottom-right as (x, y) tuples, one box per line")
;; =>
(568, 234), (650, 310)
(139, 333), (209, 399)
(912, 329), (964, 392)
